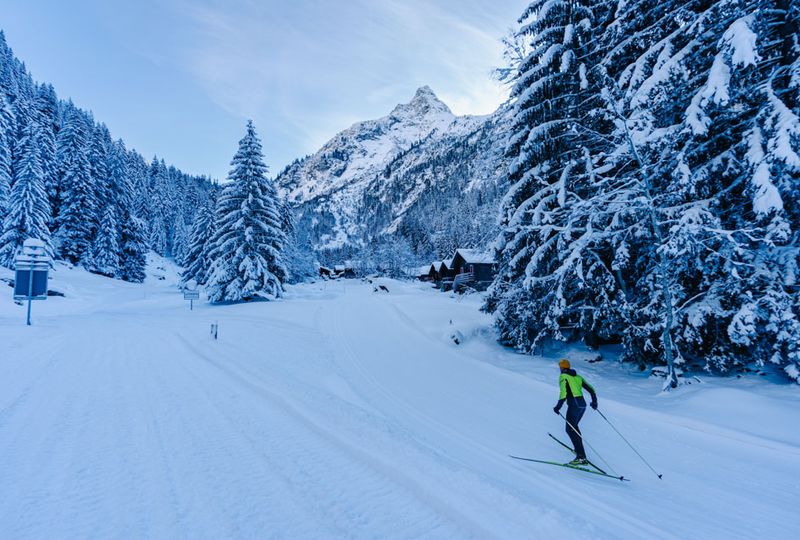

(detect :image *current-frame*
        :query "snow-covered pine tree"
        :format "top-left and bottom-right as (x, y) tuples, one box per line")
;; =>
(206, 121), (287, 302)
(489, 0), (800, 384)
(171, 214), (189, 266)
(89, 206), (120, 277)
(585, 0), (800, 384)
(0, 119), (52, 266)
(0, 96), (13, 220)
(182, 192), (217, 286)
(278, 197), (319, 283)
(103, 141), (145, 282)
(118, 151), (149, 283)
(55, 107), (96, 264)
(147, 158), (171, 256)
(127, 151), (151, 246)
(734, 0), (800, 381)
(486, 0), (611, 353)
(0, 31), (15, 97)
(34, 83), (58, 216)
(89, 123), (113, 216)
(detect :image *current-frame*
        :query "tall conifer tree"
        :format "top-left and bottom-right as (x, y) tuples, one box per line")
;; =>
(206, 121), (287, 302)
(55, 107), (95, 264)
(0, 120), (52, 266)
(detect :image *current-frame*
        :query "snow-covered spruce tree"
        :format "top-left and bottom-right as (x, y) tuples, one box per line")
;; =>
(0, 96), (13, 220)
(376, 235), (417, 278)
(486, 0), (614, 353)
(0, 120), (52, 266)
(34, 83), (59, 216)
(587, 0), (800, 383)
(524, 0), (800, 384)
(55, 106), (95, 264)
(182, 192), (217, 286)
(89, 206), (120, 277)
(280, 198), (318, 283)
(108, 142), (147, 282)
(489, 0), (800, 384)
(206, 121), (287, 302)
(147, 158), (172, 256)
(733, 0), (800, 381)
(171, 214), (189, 266)
(89, 123), (113, 218)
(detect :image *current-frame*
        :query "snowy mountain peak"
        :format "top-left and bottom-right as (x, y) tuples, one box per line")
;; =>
(390, 86), (452, 118)
(276, 86), (509, 250)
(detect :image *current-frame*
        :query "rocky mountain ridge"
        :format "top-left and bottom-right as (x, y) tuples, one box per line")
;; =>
(277, 86), (510, 254)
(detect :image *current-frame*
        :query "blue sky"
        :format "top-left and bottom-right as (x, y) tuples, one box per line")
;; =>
(2, 0), (526, 180)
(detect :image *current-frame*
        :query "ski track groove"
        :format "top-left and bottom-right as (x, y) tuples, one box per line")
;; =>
(2, 274), (798, 539)
(330, 295), (681, 540)
(175, 332), (496, 539)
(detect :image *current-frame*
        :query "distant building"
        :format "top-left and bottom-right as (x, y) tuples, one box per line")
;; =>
(451, 249), (495, 289)
(420, 249), (495, 291)
(416, 265), (433, 281)
(319, 263), (356, 279)
(439, 259), (456, 290)
(333, 264), (356, 279)
(426, 262), (442, 282)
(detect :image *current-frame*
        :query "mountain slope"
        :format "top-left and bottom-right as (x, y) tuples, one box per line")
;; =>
(277, 87), (511, 253)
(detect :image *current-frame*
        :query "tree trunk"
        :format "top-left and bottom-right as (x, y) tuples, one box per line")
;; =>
(618, 112), (680, 389)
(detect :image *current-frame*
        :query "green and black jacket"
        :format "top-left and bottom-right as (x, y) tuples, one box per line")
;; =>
(556, 368), (597, 409)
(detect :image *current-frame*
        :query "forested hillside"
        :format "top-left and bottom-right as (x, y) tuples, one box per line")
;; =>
(0, 32), (213, 281)
(487, 0), (800, 383)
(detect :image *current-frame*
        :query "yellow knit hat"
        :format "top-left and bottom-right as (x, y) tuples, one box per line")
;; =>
(558, 359), (570, 369)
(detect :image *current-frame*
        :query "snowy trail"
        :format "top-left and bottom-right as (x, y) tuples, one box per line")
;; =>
(1, 266), (798, 538)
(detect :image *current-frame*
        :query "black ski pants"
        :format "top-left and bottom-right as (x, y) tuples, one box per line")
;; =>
(565, 399), (587, 459)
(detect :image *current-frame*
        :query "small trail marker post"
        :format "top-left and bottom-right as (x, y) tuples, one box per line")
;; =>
(183, 279), (199, 311)
(13, 239), (51, 326)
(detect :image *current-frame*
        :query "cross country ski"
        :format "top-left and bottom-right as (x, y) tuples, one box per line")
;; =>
(548, 432), (607, 475)
(509, 455), (629, 482)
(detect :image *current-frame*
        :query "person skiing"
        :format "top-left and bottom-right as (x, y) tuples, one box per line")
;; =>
(553, 359), (597, 466)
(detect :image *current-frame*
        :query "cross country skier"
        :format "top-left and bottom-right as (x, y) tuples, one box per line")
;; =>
(553, 359), (597, 466)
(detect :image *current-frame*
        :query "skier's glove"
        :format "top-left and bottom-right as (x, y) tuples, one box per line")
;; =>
(590, 401), (598, 410)
(553, 406), (561, 415)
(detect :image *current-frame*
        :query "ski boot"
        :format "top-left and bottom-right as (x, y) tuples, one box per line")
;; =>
(567, 458), (589, 467)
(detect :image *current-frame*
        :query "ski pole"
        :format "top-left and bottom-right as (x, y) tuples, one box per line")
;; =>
(595, 408), (663, 479)
(558, 412), (620, 478)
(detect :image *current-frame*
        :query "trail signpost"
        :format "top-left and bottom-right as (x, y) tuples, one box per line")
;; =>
(14, 239), (51, 326)
(183, 279), (199, 310)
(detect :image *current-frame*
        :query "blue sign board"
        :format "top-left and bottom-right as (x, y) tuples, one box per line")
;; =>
(14, 269), (49, 299)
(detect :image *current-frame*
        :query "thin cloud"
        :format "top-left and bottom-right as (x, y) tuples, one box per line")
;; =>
(166, 0), (523, 167)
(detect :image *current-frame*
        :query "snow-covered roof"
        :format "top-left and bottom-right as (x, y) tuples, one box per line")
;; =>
(440, 259), (454, 270)
(415, 265), (430, 276)
(454, 249), (493, 265)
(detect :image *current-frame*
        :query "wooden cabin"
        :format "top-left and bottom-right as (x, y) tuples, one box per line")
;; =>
(426, 262), (441, 281)
(450, 249), (495, 291)
(334, 264), (356, 279)
(416, 265), (434, 281)
(439, 259), (456, 290)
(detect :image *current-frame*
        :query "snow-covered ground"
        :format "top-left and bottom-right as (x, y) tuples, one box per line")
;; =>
(1, 257), (798, 539)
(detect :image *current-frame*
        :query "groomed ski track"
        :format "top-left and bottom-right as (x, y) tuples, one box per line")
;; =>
(0, 266), (798, 539)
